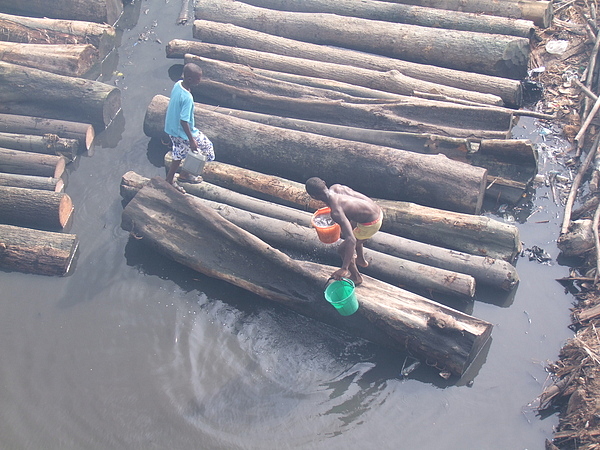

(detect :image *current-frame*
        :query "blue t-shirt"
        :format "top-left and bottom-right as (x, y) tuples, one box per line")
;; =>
(164, 80), (199, 139)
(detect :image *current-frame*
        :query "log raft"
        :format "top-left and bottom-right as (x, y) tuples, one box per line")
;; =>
(121, 177), (493, 377)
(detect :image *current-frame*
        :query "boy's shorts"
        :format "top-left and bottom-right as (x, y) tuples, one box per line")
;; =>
(170, 133), (215, 161)
(353, 211), (384, 240)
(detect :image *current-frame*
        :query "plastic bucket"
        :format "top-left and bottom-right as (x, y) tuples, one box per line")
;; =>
(311, 207), (341, 244)
(324, 278), (359, 316)
(181, 151), (206, 176)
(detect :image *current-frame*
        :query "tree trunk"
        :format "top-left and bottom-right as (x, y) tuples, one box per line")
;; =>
(0, 113), (94, 152)
(0, 0), (123, 25)
(193, 20), (523, 107)
(171, 41), (505, 106)
(0, 173), (64, 192)
(0, 42), (99, 77)
(0, 62), (121, 129)
(0, 148), (67, 178)
(240, 0), (535, 37)
(145, 95), (489, 214)
(121, 176), (493, 377)
(0, 12), (117, 59)
(0, 224), (78, 276)
(0, 186), (73, 230)
(194, 0), (530, 79)
(0, 132), (79, 161)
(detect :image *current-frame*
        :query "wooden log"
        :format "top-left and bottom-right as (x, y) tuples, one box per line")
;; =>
(121, 176), (493, 376)
(145, 95), (489, 214)
(0, 186), (73, 230)
(0, 62), (121, 129)
(240, 0), (536, 38)
(194, 0), (530, 79)
(193, 20), (523, 107)
(0, 224), (78, 276)
(0, 173), (64, 192)
(0, 12), (117, 59)
(172, 42), (505, 106)
(0, 132), (78, 161)
(0, 113), (94, 152)
(0, 42), (99, 77)
(0, 0), (123, 25)
(0, 148), (67, 178)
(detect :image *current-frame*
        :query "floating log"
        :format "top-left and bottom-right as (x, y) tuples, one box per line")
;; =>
(0, 62), (121, 129)
(0, 132), (79, 161)
(0, 186), (73, 230)
(0, 113), (94, 152)
(0, 224), (78, 276)
(0, 12), (117, 59)
(0, 42), (99, 77)
(0, 173), (64, 192)
(193, 20), (523, 107)
(145, 95), (489, 214)
(194, 0), (530, 79)
(121, 176), (493, 376)
(241, 0), (535, 37)
(0, 0), (123, 25)
(171, 42), (505, 105)
(0, 148), (67, 179)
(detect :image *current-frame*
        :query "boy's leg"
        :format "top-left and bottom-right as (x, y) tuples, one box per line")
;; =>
(166, 158), (182, 184)
(355, 240), (370, 268)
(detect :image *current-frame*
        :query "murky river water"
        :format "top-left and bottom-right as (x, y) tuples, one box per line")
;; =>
(0, 1), (578, 448)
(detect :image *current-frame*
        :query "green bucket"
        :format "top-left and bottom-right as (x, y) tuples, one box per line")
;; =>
(324, 278), (359, 316)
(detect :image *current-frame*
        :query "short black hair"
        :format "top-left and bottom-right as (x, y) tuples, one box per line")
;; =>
(305, 177), (327, 198)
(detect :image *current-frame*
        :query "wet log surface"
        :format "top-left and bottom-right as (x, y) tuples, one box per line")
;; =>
(0, 148), (67, 178)
(0, 0), (123, 25)
(0, 173), (64, 192)
(0, 132), (79, 161)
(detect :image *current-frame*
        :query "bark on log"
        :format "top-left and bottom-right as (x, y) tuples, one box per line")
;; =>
(194, 0), (530, 79)
(0, 173), (64, 192)
(0, 113), (94, 152)
(145, 95), (489, 214)
(0, 12), (117, 59)
(0, 132), (79, 161)
(0, 224), (78, 276)
(0, 62), (121, 129)
(0, 42), (99, 77)
(172, 42), (505, 106)
(193, 20), (523, 107)
(0, 0), (123, 25)
(121, 177), (493, 376)
(0, 148), (67, 178)
(0, 186), (73, 230)
(240, 0), (536, 38)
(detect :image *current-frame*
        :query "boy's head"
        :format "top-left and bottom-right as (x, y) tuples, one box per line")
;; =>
(305, 177), (328, 202)
(182, 63), (203, 87)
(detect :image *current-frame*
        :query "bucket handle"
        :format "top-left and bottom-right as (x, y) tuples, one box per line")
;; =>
(323, 277), (354, 291)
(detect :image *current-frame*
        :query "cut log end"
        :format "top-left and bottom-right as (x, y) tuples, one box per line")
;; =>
(103, 89), (122, 128)
(54, 156), (67, 179)
(58, 193), (74, 228)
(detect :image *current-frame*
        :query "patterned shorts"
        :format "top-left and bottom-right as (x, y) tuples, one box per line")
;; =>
(170, 133), (215, 161)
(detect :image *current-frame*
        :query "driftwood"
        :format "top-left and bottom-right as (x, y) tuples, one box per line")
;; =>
(0, 173), (64, 192)
(121, 177), (493, 376)
(0, 224), (78, 276)
(0, 62), (121, 129)
(0, 0), (123, 25)
(0, 186), (73, 230)
(192, 20), (524, 107)
(239, 0), (535, 37)
(0, 148), (67, 179)
(145, 95), (489, 214)
(0, 12), (117, 59)
(193, 0), (530, 79)
(0, 113), (94, 152)
(0, 132), (79, 161)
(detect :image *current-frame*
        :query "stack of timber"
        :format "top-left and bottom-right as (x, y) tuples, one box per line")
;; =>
(120, 176), (494, 378)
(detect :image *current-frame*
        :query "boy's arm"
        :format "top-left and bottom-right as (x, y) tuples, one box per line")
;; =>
(330, 206), (356, 279)
(180, 120), (198, 152)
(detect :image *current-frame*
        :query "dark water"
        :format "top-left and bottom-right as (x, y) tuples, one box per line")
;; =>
(0, 2), (576, 448)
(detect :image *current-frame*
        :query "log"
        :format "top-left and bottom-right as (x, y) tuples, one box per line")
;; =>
(0, 42), (99, 77)
(0, 186), (74, 230)
(172, 42), (505, 106)
(121, 176), (494, 376)
(0, 173), (64, 192)
(0, 12), (117, 59)
(0, 148), (67, 178)
(193, 20), (523, 107)
(0, 113), (94, 152)
(0, 0), (123, 25)
(145, 95), (489, 214)
(0, 224), (78, 276)
(0, 62), (121, 129)
(194, 0), (530, 79)
(0, 132), (79, 161)
(240, 0), (536, 37)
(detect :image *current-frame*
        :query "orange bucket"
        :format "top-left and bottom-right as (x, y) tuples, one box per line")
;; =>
(311, 207), (341, 244)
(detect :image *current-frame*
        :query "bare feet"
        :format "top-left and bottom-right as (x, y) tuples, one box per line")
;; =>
(350, 273), (363, 286)
(356, 256), (370, 268)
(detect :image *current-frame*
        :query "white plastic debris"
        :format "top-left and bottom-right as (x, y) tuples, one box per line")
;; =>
(546, 40), (569, 55)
